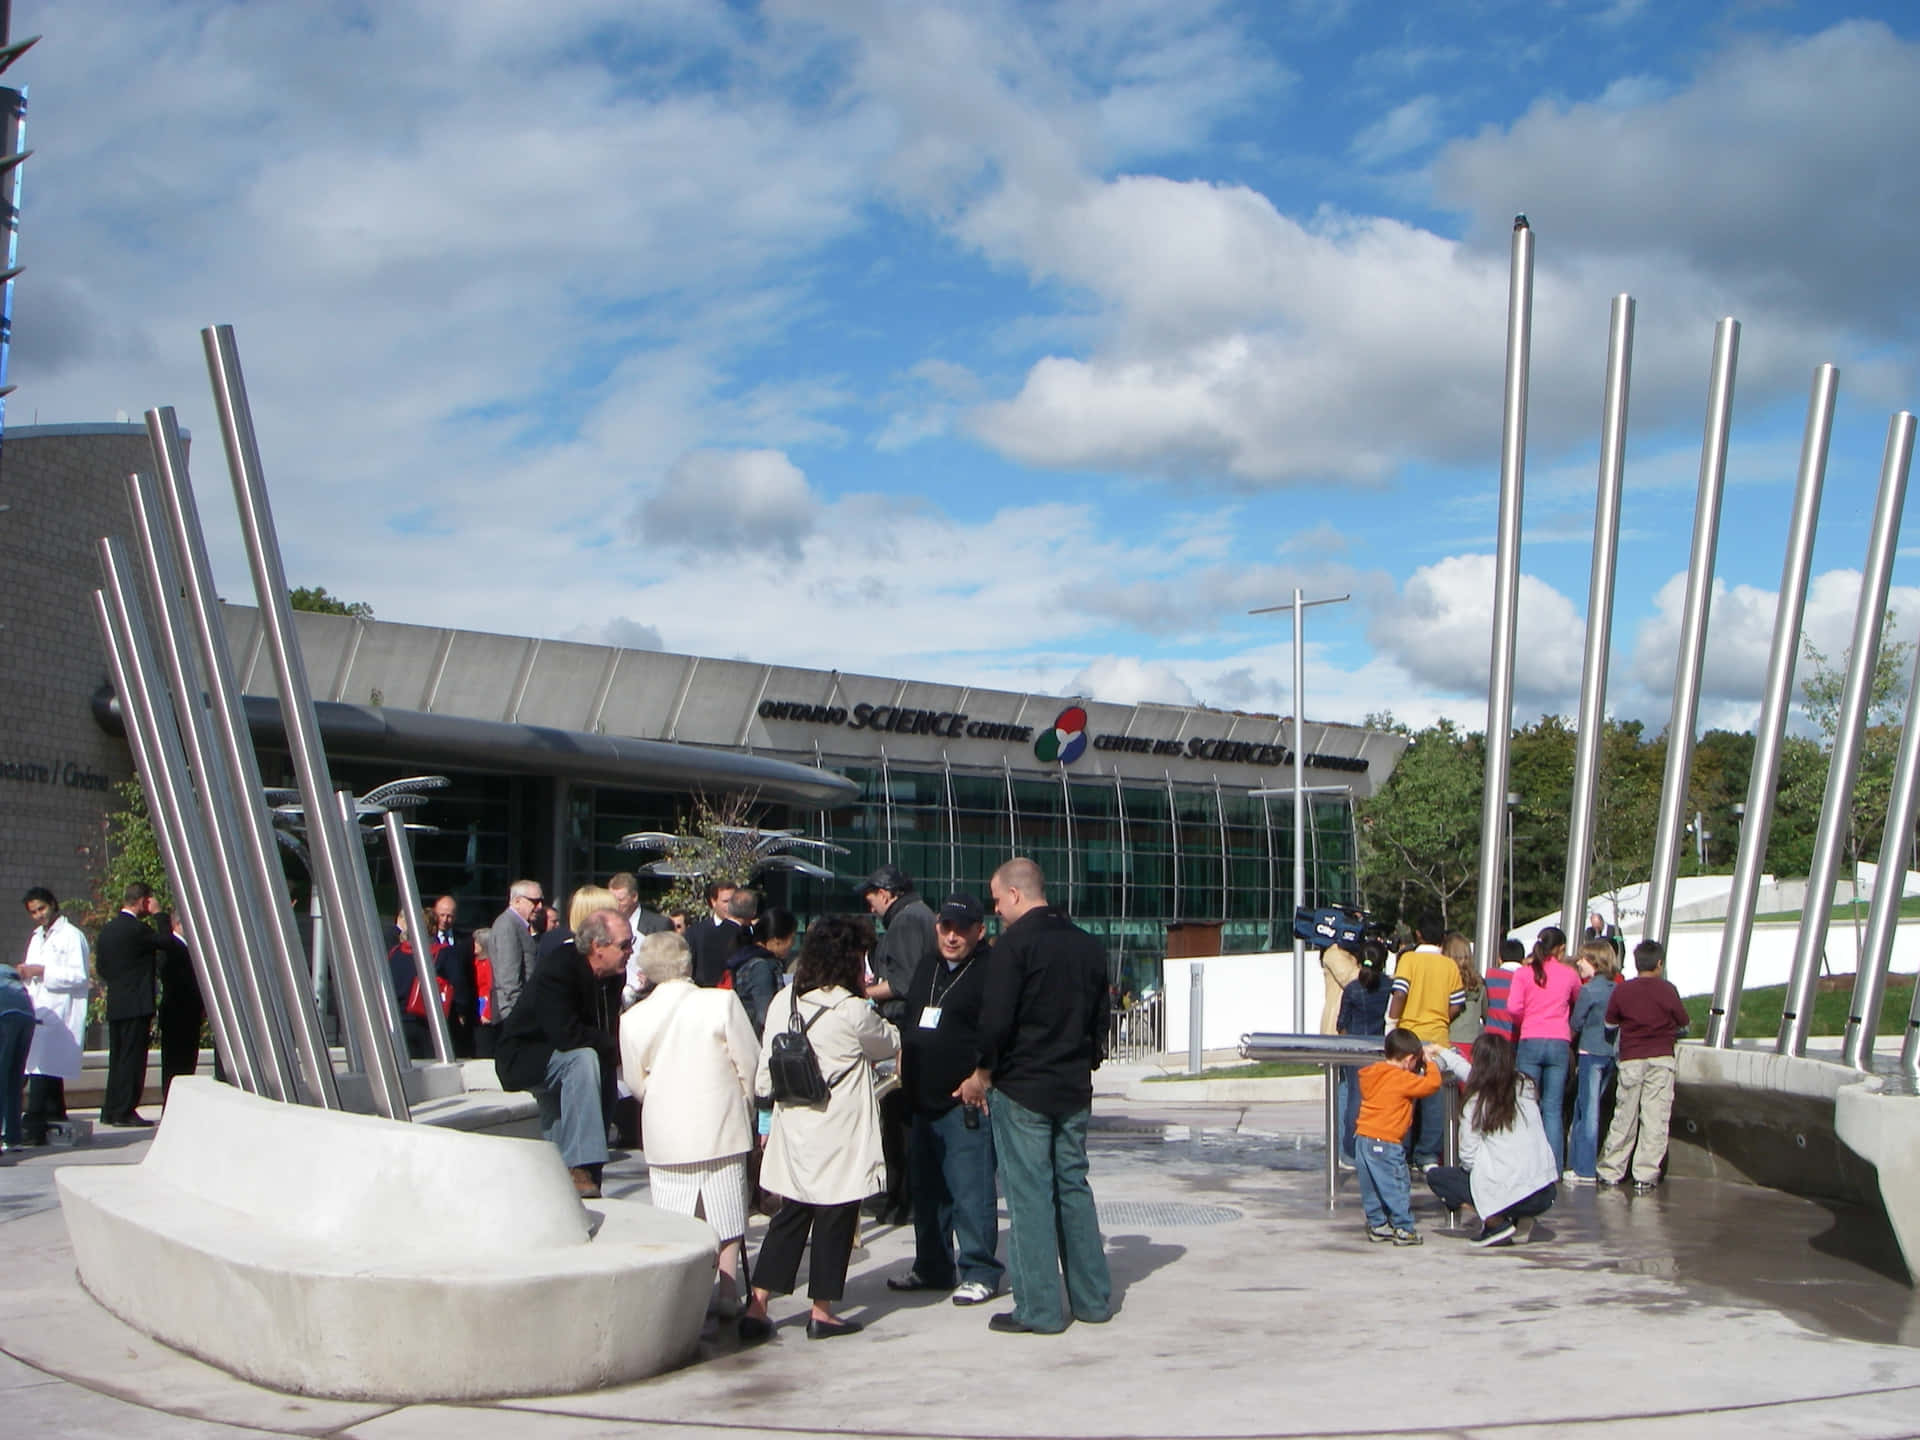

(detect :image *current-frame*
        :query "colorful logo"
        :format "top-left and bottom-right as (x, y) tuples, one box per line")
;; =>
(1035, 706), (1088, 764)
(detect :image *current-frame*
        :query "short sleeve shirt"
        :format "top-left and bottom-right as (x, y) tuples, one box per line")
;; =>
(1391, 946), (1466, 1044)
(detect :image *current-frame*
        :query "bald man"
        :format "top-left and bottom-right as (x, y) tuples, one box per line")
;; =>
(956, 857), (1112, 1336)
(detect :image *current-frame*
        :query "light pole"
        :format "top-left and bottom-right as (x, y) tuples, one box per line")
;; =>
(1250, 588), (1351, 1032)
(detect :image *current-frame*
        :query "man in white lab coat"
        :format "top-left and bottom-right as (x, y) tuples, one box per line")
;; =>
(19, 887), (91, 1145)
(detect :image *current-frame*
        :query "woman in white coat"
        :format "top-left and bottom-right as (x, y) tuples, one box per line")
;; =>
(619, 931), (760, 1315)
(739, 914), (898, 1342)
(1423, 1031), (1559, 1247)
(20, 887), (91, 1145)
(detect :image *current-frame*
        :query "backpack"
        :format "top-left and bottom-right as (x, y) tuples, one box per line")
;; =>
(765, 991), (857, 1105)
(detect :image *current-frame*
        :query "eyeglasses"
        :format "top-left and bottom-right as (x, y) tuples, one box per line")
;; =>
(520, 895), (546, 907)
(616, 938), (635, 952)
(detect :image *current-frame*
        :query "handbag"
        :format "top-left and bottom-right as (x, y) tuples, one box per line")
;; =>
(405, 973), (453, 1019)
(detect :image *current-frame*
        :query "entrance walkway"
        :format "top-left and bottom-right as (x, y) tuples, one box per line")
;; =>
(6, 1072), (1920, 1438)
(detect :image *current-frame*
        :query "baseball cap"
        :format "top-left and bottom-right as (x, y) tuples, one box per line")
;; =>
(937, 892), (985, 928)
(855, 863), (913, 896)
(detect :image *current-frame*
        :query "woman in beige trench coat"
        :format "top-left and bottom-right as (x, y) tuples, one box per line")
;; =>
(739, 914), (898, 1342)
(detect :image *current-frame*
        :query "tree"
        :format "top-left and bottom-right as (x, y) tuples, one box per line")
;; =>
(1796, 614), (1912, 874)
(1356, 719), (1484, 931)
(289, 585), (373, 618)
(86, 780), (173, 928)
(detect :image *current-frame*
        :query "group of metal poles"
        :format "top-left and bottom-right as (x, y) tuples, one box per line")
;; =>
(1476, 219), (1920, 1073)
(90, 325), (449, 1119)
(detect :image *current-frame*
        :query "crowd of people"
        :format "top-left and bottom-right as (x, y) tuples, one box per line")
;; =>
(1327, 914), (1691, 1247)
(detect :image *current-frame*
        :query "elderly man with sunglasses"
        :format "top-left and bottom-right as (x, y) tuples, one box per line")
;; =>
(495, 907), (629, 1198)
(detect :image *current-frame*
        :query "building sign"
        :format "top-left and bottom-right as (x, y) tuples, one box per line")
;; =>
(1, 756), (114, 790)
(757, 698), (1368, 774)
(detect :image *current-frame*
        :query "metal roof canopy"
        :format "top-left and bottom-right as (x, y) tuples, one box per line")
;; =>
(93, 688), (858, 808)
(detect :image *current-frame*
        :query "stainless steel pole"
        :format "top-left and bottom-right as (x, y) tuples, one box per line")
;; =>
(1782, 412), (1916, 1055)
(91, 574), (263, 1094)
(1474, 216), (1533, 962)
(122, 474), (300, 1103)
(384, 810), (455, 1063)
(1324, 1062), (1338, 1211)
(338, 790), (415, 1074)
(1847, 589), (1920, 1069)
(1644, 319), (1740, 948)
(1707, 366), (1839, 1046)
(1187, 961), (1203, 1075)
(1292, 589), (1306, 1033)
(203, 324), (409, 1119)
(145, 407), (341, 1108)
(1562, 295), (1635, 935)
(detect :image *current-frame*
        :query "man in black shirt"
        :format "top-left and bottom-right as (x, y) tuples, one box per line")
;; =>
(958, 858), (1112, 1335)
(886, 893), (1005, 1306)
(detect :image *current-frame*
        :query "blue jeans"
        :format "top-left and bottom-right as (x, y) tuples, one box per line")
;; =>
(1337, 1067), (1359, 1163)
(1355, 1137), (1414, 1230)
(1569, 1053), (1615, 1179)
(1404, 1083), (1447, 1168)
(991, 1090), (1111, 1332)
(910, 1104), (1005, 1290)
(1516, 1038), (1571, 1175)
(0, 1011), (31, 1147)
(533, 1046), (608, 1171)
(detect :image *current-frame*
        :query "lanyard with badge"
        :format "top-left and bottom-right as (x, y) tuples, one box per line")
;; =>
(919, 954), (970, 1029)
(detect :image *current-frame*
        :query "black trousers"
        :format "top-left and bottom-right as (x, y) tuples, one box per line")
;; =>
(754, 1198), (861, 1302)
(158, 999), (203, 1102)
(24, 1074), (67, 1143)
(880, 1088), (913, 1212)
(474, 1023), (498, 1059)
(102, 1015), (153, 1122)
(1426, 1166), (1556, 1226)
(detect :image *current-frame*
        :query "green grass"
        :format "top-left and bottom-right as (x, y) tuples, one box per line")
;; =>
(1746, 895), (1920, 925)
(1143, 1061), (1321, 1083)
(1680, 975), (1915, 1038)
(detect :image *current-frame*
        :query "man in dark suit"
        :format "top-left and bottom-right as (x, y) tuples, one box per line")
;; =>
(426, 894), (477, 1058)
(494, 906), (627, 1198)
(154, 911), (203, 1102)
(689, 879), (743, 988)
(94, 882), (168, 1127)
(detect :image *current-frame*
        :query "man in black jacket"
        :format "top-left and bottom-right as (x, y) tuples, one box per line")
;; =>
(689, 880), (742, 988)
(859, 863), (938, 1224)
(154, 912), (203, 1102)
(94, 882), (172, 1127)
(887, 892), (1004, 1306)
(958, 857), (1112, 1335)
(495, 907), (628, 1197)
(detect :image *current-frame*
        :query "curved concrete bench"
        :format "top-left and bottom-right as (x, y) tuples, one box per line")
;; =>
(57, 1077), (716, 1401)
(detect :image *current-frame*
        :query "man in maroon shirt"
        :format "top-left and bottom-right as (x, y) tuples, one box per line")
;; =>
(1596, 939), (1691, 1193)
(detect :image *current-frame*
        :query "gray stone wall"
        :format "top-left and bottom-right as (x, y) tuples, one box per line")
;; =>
(0, 426), (151, 922)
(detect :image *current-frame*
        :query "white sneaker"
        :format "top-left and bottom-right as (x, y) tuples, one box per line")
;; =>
(952, 1281), (996, 1306)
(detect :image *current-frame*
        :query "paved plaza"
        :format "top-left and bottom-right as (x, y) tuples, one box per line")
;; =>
(6, 1066), (1920, 1439)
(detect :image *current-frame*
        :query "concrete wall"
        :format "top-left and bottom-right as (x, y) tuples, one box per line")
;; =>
(0, 426), (152, 915)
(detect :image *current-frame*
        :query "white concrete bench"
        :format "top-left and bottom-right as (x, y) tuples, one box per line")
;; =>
(57, 1077), (716, 1402)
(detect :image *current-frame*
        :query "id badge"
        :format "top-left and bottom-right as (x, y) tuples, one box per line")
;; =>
(918, 1006), (943, 1030)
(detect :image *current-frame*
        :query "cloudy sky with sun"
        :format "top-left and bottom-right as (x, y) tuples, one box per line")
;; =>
(12, 1), (1920, 736)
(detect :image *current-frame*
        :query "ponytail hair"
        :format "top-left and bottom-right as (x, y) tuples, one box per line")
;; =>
(1528, 926), (1566, 988)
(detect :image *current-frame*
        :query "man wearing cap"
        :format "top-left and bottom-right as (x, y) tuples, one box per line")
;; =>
(858, 863), (937, 1225)
(887, 892), (1004, 1306)
(957, 857), (1112, 1335)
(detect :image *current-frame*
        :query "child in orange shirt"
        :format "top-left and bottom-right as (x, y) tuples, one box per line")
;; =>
(1354, 1028), (1444, 1244)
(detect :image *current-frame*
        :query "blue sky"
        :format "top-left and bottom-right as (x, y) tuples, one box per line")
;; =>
(12, 0), (1920, 735)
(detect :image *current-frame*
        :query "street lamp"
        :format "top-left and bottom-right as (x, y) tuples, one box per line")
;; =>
(1250, 588), (1351, 1033)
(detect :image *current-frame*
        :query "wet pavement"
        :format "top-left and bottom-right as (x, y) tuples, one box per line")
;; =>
(6, 1077), (1920, 1437)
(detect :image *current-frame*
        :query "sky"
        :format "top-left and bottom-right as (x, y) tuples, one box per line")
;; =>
(10, 0), (1920, 738)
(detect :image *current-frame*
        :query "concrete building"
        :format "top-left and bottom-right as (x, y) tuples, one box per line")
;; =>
(4, 426), (1405, 984)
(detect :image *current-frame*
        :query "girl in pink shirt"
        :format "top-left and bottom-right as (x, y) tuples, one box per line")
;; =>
(1505, 926), (1580, 1175)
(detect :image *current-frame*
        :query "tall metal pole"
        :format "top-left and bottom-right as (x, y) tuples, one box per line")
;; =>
(384, 810), (455, 1064)
(202, 324), (409, 1120)
(1250, 589), (1349, 1031)
(1644, 319), (1740, 948)
(1707, 366), (1839, 1046)
(1474, 216), (1533, 962)
(1562, 295), (1634, 935)
(338, 790), (414, 1070)
(1847, 592), (1920, 1069)
(1781, 411), (1916, 1055)
(145, 406), (340, 1107)
(91, 572), (262, 1094)
(122, 473), (299, 1104)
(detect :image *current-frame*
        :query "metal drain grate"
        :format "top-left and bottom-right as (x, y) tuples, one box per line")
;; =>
(1096, 1200), (1243, 1228)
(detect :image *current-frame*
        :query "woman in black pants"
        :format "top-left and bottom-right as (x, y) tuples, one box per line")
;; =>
(740, 914), (898, 1340)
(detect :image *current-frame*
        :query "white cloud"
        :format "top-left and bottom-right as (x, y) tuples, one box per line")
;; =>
(638, 450), (821, 558)
(1350, 95), (1442, 167)
(1069, 657), (1197, 707)
(1369, 554), (1587, 703)
(565, 616), (666, 651)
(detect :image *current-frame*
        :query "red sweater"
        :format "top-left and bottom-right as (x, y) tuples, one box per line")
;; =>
(1605, 974), (1690, 1061)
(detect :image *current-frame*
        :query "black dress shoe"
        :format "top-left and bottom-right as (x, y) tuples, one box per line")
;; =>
(806, 1316), (863, 1340)
(988, 1312), (1037, 1334)
(737, 1314), (772, 1343)
(882, 1204), (912, 1227)
(885, 1270), (949, 1292)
